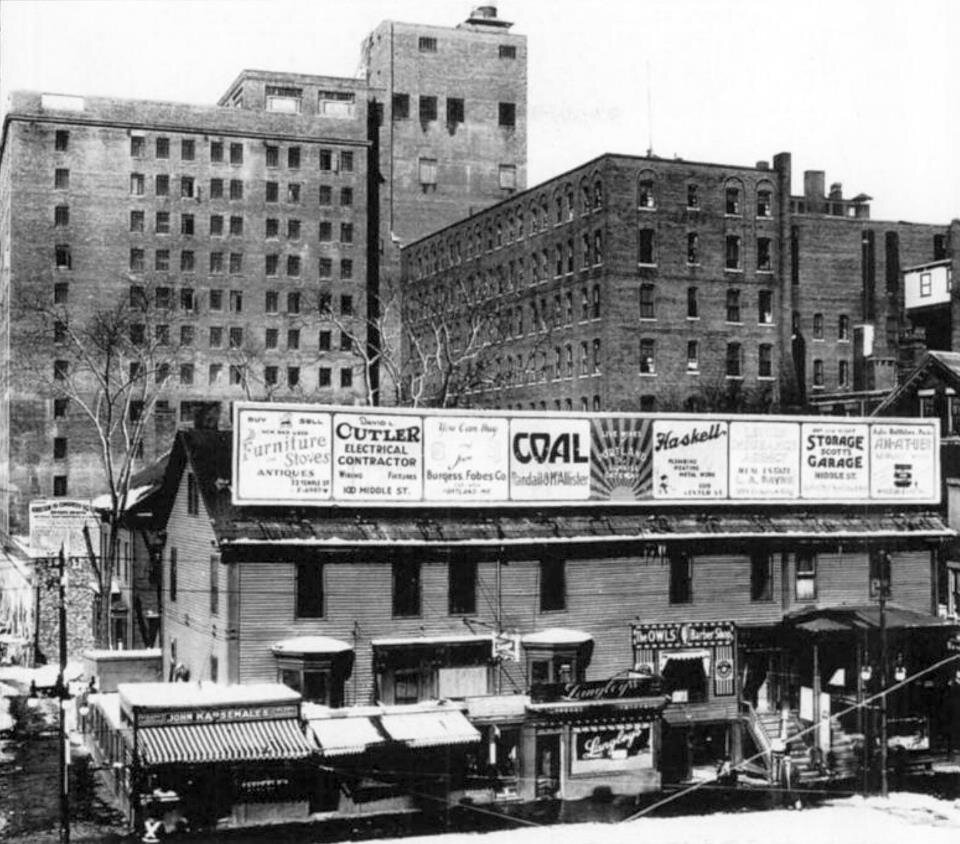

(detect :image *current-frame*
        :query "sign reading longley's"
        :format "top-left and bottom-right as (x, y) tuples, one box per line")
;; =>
(232, 403), (940, 507)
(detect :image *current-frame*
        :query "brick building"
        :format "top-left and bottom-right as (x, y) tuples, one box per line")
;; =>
(0, 6), (529, 532)
(401, 152), (950, 413)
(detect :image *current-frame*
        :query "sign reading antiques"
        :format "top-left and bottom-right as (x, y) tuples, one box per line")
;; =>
(631, 621), (736, 650)
(233, 403), (940, 507)
(135, 703), (300, 728)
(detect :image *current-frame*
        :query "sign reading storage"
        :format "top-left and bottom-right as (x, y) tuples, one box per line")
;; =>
(232, 403), (940, 507)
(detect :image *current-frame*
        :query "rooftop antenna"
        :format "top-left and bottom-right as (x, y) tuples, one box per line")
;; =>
(646, 60), (654, 157)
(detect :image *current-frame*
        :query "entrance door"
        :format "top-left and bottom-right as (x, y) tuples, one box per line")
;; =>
(534, 733), (561, 799)
(660, 725), (691, 784)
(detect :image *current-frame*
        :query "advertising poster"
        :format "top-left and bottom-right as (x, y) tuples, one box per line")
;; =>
(508, 417), (591, 501)
(800, 422), (869, 499)
(332, 412), (423, 501)
(423, 415), (509, 501)
(234, 407), (333, 504)
(590, 416), (654, 500)
(28, 499), (98, 558)
(728, 421), (800, 499)
(870, 422), (938, 500)
(651, 419), (727, 499)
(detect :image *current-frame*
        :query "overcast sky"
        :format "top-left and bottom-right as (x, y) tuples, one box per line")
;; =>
(2, 0), (957, 223)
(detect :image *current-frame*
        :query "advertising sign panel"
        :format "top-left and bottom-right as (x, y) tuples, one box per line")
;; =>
(29, 499), (98, 558)
(232, 403), (940, 507)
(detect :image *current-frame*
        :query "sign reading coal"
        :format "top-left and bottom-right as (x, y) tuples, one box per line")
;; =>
(232, 403), (940, 507)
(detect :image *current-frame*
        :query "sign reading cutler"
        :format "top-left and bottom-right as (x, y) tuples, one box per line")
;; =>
(332, 413), (423, 501)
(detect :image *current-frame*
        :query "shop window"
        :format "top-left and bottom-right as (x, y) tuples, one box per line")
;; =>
(539, 557), (566, 612)
(750, 552), (773, 601)
(393, 669), (421, 704)
(669, 550), (692, 604)
(392, 559), (421, 617)
(661, 653), (707, 703)
(796, 551), (817, 600)
(449, 559), (477, 615)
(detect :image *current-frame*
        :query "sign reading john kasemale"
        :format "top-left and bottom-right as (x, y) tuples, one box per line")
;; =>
(232, 403), (939, 507)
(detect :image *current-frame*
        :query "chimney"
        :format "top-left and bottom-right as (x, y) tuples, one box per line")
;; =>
(804, 171), (825, 200)
(828, 182), (843, 200)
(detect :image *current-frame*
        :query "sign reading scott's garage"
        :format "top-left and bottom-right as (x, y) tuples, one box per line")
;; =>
(232, 403), (940, 507)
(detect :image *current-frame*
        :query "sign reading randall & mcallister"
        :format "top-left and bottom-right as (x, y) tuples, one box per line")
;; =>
(631, 621), (736, 649)
(232, 402), (940, 507)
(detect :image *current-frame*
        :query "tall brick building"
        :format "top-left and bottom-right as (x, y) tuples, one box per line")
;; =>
(401, 152), (950, 412)
(0, 6), (529, 532)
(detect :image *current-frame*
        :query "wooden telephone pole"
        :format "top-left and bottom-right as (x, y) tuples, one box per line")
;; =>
(57, 545), (70, 844)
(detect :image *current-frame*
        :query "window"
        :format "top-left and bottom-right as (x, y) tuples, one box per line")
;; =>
(284, 146), (301, 169)
(687, 184), (700, 208)
(168, 548), (178, 601)
(296, 563), (324, 618)
(286, 255), (301, 277)
(687, 286), (699, 319)
(130, 135), (145, 157)
(796, 552), (817, 600)
(287, 366), (300, 387)
(153, 174), (170, 197)
(687, 232), (699, 264)
(725, 186), (741, 215)
(155, 249), (170, 271)
(54, 130), (69, 151)
(264, 145), (280, 169)
(209, 251), (224, 274)
(419, 95), (438, 122)
(210, 140), (223, 162)
(264, 365), (278, 386)
(54, 244), (71, 269)
(229, 326), (243, 348)
(640, 338), (656, 374)
(180, 250), (195, 272)
(757, 189), (772, 217)
(265, 328), (278, 350)
(208, 363), (222, 384)
(813, 313), (824, 339)
(287, 329), (300, 351)
(129, 172), (144, 195)
(448, 560), (477, 615)
(210, 178), (224, 199)
(266, 181), (279, 202)
(758, 290), (773, 324)
(339, 331), (352, 352)
(759, 344), (773, 378)
(499, 44), (517, 59)
(669, 551), (692, 604)
(638, 178), (655, 209)
(153, 210), (170, 234)
(499, 164), (517, 191)
(186, 472), (199, 515)
(319, 330), (331, 351)
(340, 367), (353, 388)
(838, 359), (849, 387)
(392, 93), (410, 119)
(446, 97), (464, 124)
(392, 560), (420, 617)
(419, 157), (437, 188)
(318, 366), (331, 387)
(318, 257), (332, 278)
(340, 150), (354, 172)
(265, 254), (279, 276)
(54, 205), (69, 227)
(726, 289), (741, 323)
(539, 557), (566, 612)
(155, 136), (169, 159)
(838, 314), (850, 341)
(228, 142), (243, 165)
(750, 552), (773, 601)
(229, 364), (244, 385)
(287, 291), (301, 314)
(55, 168), (70, 189)
(53, 436), (67, 460)
(54, 398), (69, 419)
(639, 283), (656, 319)
(129, 248), (144, 272)
(266, 85), (302, 114)
(54, 281), (69, 304)
(757, 237), (772, 271)
(340, 187), (353, 206)
(813, 359), (824, 388)
(130, 210), (144, 232)
(229, 253), (242, 274)
(230, 179), (243, 200)
(229, 215), (243, 236)
(498, 102), (516, 128)
(265, 291), (278, 314)
(53, 359), (69, 381)
(209, 326), (223, 347)
(726, 342), (743, 378)
(340, 259), (353, 279)
(725, 235), (741, 269)
(179, 363), (194, 386)
(284, 219), (301, 241)
(638, 229), (655, 264)
(419, 35), (437, 52)
(180, 324), (194, 346)
(180, 213), (195, 235)
(687, 340), (699, 372)
(181, 139), (195, 161)
(340, 295), (353, 316)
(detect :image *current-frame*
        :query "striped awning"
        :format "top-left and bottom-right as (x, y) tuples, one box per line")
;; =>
(309, 715), (386, 756)
(138, 719), (314, 766)
(378, 709), (480, 749)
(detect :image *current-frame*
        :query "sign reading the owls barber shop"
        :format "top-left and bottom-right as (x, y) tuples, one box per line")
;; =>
(232, 403), (939, 507)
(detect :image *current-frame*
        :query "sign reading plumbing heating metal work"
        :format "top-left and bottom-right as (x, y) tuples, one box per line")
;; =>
(232, 402), (940, 507)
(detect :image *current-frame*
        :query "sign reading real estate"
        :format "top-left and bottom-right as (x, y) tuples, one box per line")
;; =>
(232, 403), (940, 507)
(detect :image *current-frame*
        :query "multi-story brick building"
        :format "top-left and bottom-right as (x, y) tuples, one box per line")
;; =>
(402, 152), (950, 413)
(0, 6), (529, 532)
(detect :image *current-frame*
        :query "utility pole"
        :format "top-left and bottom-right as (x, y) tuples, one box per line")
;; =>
(878, 557), (889, 799)
(57, 545), (71, 844)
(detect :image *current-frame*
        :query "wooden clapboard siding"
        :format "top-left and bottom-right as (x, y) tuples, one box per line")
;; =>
(890, 551), (935, 613)
(816, 552), (869, 604)
(161, 464), (229, 684)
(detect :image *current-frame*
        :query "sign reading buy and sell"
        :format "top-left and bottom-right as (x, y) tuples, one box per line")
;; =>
(232, 403), (940, 506)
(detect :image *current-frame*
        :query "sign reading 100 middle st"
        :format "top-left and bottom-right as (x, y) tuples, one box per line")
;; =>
(232, 403), (939, 507)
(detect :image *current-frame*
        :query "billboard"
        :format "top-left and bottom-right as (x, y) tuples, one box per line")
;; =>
(232, 403), (940, 507)
(29, 499), (98, 558)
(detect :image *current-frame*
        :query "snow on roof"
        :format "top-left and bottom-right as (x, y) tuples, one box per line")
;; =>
(271, 636), (352, 655)
(90, 483), (156, 513)
(522, 627), (593, 646)
(83, 648), (161, 661)
(88, 692), (124, 730)
(302, 699), (466, 721)
(118, 681), (300, 710)
(371, 633), (491, 648)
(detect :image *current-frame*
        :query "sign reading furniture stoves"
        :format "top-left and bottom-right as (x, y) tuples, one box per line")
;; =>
(232, 403), (939, 507)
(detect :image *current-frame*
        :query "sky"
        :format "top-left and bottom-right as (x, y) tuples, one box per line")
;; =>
(1, 0), (958, 224)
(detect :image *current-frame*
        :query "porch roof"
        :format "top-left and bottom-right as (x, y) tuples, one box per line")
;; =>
(788, 605), (960, 635)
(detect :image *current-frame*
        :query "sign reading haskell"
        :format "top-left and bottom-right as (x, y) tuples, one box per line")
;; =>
(232, 403), (940, 507)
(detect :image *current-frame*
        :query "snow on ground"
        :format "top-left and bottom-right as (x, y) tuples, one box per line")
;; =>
(364, 794), (960, 844)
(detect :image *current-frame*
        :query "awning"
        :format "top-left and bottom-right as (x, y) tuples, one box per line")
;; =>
(522, 628), (592, 647)
(308, 715), (386, 756)
(378, 708), (480, 749)
(138, 719), (314, 766)
(789, 605), (959, 635)
(272, 636), (353, 656)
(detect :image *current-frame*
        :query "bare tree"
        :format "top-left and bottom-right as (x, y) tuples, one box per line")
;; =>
(16, 283), (180, 646)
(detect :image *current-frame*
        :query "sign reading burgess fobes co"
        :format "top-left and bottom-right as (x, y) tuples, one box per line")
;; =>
(232, 403), (940, 506)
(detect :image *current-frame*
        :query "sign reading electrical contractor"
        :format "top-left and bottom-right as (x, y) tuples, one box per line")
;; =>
(232, 403), (939, 507)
